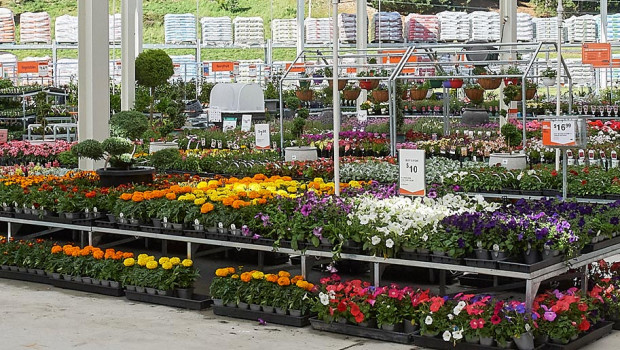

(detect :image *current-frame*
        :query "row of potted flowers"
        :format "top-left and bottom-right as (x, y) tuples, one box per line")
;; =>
(312, 273), (610, 348)
(210, 267), (316, 316)
(0, 237), (199, 299)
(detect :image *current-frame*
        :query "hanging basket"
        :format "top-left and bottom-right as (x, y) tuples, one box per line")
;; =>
(477, 77), (502, 90)
(410, 88), (428, 101)
(513, 88), (537, 101)
(342, 89), (361, 101)
(372, 90), (389, 103)
(401, 90), (409, 100)
(295, 89), (313, 101)
(542, 77), (556, 87)
(429, 79), (443, 88)
(360, 80), (373, 90)
(328, 79), (348, 91)
(464, 88), (484, 102)
(448, 79), (463, 89)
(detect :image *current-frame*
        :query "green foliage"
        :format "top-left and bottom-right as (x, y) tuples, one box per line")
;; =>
(110, 111), (150, 140)
(57, 150), (78, 168)
(135, 49), (174, 90)
(264, 82), (279, 100)
(501, 123), (522, 147)
(216, 0), (241, 12)
(102, 137), (133, 157)
(199, 82), (215, 104)
(72, 139), (104, 160)
(291, 117), (306, 138)
(149, 148), (182, 171)
(285, 96), (300, 110)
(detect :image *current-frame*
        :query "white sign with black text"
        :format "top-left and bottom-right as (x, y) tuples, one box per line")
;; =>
(398, 149), (426, 196)
(255, 124), (270, 149)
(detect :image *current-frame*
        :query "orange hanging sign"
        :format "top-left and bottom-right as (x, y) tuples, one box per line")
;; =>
(582, 43), (611, 66)
(212, 62), (235, 72)
(17, 61), (39, 74)
(285, 63), (306, 73)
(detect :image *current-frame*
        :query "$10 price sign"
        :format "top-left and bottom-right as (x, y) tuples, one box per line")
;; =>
(399, 149), (426, 196)
(542, 120), (576, 147)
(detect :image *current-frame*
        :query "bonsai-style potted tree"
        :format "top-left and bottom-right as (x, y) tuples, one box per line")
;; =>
(135, 49), (174, 123)
(541, 67), (557, 87)
(474, 66), (502, 90)
(72, 111), (154, 187)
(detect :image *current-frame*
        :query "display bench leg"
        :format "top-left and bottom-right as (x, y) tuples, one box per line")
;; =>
(582, 266), (589, 294)
(525, 279), (541, 310)
(301, 255), (307, 279)
(7, 221), (12, 240)
(162, 240), (168, 256)
(186, 242), (191, 259)
(258, 251), (264, 271)
(373, 262), (381, 287)
(88, 231), (93, 246)
(439, 270), (446, 295)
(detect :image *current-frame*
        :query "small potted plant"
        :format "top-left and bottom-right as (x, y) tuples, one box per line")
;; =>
(295, 85), (313, 102)
(464, 82), (484, 102)
(503, 66), (523, 86)
(312, 69), (324, 84)
(541, 67), (557, 87)
(525, 80), (538, 100)
(358, 71), (377, 90)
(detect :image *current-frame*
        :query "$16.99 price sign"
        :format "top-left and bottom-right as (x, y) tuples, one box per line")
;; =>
(398, 149), (426, 196)
(542, 120), (576, 147)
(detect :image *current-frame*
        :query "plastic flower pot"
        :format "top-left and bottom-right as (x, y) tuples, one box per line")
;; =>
(275, 307), (288, 315)
(225, 301), (237, 308)
(496, 339), (514, 349)
(81, 277), (92, 284)
(238, 302), (250, 310)
(523, 250), (540, 265)
(249, 304), (261, 311)
(135, 286), (145, 293)
(360, 80), (373, 90)
(490, 250), (508, 261)
(61, 274), (72, 280)
(404, 320), (418, 333)
(177, 288), (194, 299)
(156, 289), (173, 296)
(212, 299), (224, 307)
(289, 309), (302, 317)
(466, 335), (480, 344)
(475, 249), (490, 260)
(449, 79), (463, 88)
(542, 77), (556, 87)
(442, 80), (452, 88)
(542, 249), (560, 260)
(51, 273), (61, 280)
(381, 323), (397, 332)
(480, 337), (494, 346)
(126, 285), (136, 292)
(146, 287), (157, 295)
(359, 319), (377, 328)
(513, 332), (535, 350)
(430, 79), (443, 88)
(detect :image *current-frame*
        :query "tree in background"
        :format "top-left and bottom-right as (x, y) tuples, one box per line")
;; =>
(135, 49), (174, 123)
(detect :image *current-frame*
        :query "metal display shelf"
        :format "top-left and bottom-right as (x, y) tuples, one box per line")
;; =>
(2, 215), (617, 309)
(466, 192), (617, 204)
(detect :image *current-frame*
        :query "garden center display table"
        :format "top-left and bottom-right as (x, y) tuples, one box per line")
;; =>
(2, 215), (618, 310)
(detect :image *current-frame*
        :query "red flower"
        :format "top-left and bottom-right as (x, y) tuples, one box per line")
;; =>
(578, 318), (590, 331)
(337, 301), (347, 312)
(354, 312), (364, 323)
(350, 303), (360, 316)
(581, 180), (587, 186)
(578, 303), (588, 312)
(491, 315), (501, 325)
(470, 319), (479, 329)
(551, 170), (558, 177)
(477, 318), (485, 328)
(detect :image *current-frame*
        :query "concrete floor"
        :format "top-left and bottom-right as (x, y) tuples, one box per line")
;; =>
(1, 279), (619, 350)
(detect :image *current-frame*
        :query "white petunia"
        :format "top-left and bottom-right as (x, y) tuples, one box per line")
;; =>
(319, 292), (329, 306)
(385, 239), (395, 248)
(425, 315), (433, 325)
(525, 324), (531, 332)
(442, 331), (452, 342)
(448, 313), (454, 320)
(453, 330), (463, 340)
(371, 236), (381, 246)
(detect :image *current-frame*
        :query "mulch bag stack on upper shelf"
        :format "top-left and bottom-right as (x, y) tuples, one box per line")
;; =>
(565, 58), (594, 86)
(171, 55), (197, 82)
(469, 11), (500, 42)
(109, 14), (121, 42)
(55, 15), (78, 43)
(338, 13), (357, 43)
(56, 58), (78, 86)
(517, 13), (535, 42)
(565, 15), (597, 43)
(437, 11), (469, 42)
(404, 14), (439, 43)
(271, 19), (297, 46)
(0, 8), (15, 43)
(164, 14), (197, 44)
(600, 14), (620, 41)
(201, 17), (233, 46)
(233, 17), (264, 46)
(534, 17), (562, 42)
(305, 17), (332, 44)
(0, 53), (17, 81)
(19, 12), (51, 44)
(371, 12), (403, 43)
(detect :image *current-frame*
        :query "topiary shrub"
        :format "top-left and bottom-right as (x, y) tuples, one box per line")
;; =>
(135, 49), (174, 121)
(71, 139), (104, 160)
(110, 111), (149, 141)
(149, 148), (182, 171)
(501, 123), (522, 147)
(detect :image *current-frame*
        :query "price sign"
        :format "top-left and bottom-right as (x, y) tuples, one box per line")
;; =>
(542, 120), (576, 147)
(208, 107), (222, 123)
(255, 124), (271, 149)
(398, 149), (426, 196)
(223, 118), (237, 132)
(0, 129), (7, 143)
(567, 149), (575, 166)
(241, 114), (252, 132)
(38, 63), (48, 77)
(357, 110), (368, 123)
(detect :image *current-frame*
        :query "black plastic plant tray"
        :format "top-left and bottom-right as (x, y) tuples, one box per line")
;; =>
(161, 227), (184, 236)
(254, 238), (275, 247)
(520, 190), (543, 196)
(183, 230), (205, 238)
(279, 240), (306, 251)
(117, 223), (140, 231)
(14, 213), (38, 220)
(309, 317), (412, 344)
(341, 245), (363, 254)
(140, 225), (162, 234)
(613, 319), (620, 331)
(497, 255), (564, 274)
(0, 211), (13, 218)
(431, 255), (463, 265)
(0, 268), (51, 284)
(94, 220), (117, 229)
(212, 305), (311, 327)
(581, 235), (620, 254)
(545, 321), (613, 350)
(398, 251), (432, 262)
(204, 231), (229, 242)
(51, 278), (125, 297)
(307, 243), (333, 252)
(125, 291), (211, 310)
(464, 258), (498, 269)
(411, 334), (546, 350)
(228, 235), (254, 244)
(501, 189), (521, 195)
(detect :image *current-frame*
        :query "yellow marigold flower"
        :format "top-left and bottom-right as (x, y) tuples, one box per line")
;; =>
(170, 257), (181, 265)
(196, 181), (208, 190)
(194, 198), (206, 206)
(287, 186), (298, 193)
(137, 258), (147, 266)
(146, 261), (158, 269)
(313, 178), (324, 184)
(231, 274), (239, 279)
(138, 253), (148, 260)
(215, 268), (229, 277)
(147, 255), (155, 262)
(227, 267), (236, 274)
(251, 271), (264, 280)
(296, 280), (308, 289)
(123, 258), (135, 267)
(349, 180), (361, 188)
(162, 262), (173, 270)
(159, 257), (170, 265)
(182, 259), (193, 267)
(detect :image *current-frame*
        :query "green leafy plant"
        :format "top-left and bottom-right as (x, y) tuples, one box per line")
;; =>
(135, 49), (174, 122)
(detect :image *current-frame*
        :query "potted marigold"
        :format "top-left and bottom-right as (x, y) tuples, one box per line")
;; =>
(174, 258), (199, 299)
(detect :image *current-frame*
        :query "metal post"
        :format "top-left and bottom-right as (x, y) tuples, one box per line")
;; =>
(356, 0), (368, 108)
(601, 0), (608, 89)
(279, 79), (284, 156)
(557, 0), (563, 119)
(562, 148), (568, 199)
(121, 0), (137, 110)
(187, 242), (192, 259)
(301, 255), (307, 279)
(373, 262), (380, 287)
(296, 0), (305, 58)
(332, 0), (340, 196)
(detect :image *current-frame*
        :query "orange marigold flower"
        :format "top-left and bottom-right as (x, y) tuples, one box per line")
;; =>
(291, 275), (304, 284)
(277, 276), (291, 286)
(278, 271), (291, 278)
(93, 250), (104, 260)
(200, 202), (214, 214)
(222, 197), (234, 206)
(122, 252), (134, 259)
(240, 272), (252, 283)
(51, 245), (62, 254)
(305, 283), (315, 291)
(265, 274), (278, 283)
(166, 193), (176, 200)
(227, 267), (236, 274)
(120, 193), (132, 201)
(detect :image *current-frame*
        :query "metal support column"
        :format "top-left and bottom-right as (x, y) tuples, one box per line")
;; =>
(332, 0), (341, 196)
(296, 0), (305, 58)
(121, 0), (138, 110)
